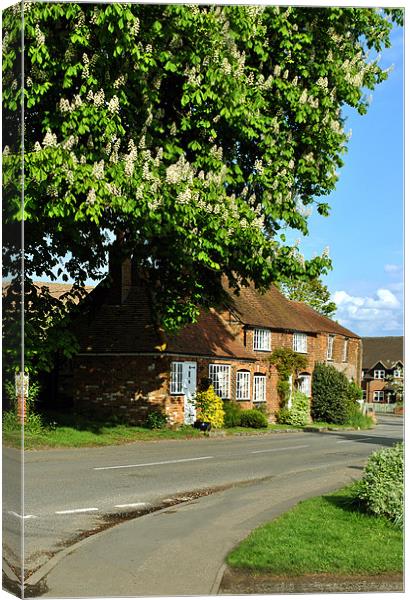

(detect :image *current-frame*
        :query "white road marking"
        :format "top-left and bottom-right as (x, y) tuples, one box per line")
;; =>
(251, 444), (310, 454)
(336, 438), (373, 444)
(8, 511), (37, 520)
(94, 456), (214, 471)
(55, 507), (99, 515)
(114, 502), (149, 509)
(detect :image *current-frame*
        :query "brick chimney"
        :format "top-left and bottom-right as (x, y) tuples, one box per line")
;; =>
(107, 247), (133, 305)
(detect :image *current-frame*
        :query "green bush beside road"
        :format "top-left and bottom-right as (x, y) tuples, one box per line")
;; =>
(352, 442), (404, 526)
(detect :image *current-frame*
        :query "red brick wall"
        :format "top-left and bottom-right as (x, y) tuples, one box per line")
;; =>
(72, 331), (361, 425)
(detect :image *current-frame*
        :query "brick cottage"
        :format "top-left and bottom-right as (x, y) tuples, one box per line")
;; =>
(55, 260), (362, 425)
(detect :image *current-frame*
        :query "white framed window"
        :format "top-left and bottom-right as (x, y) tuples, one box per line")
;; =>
(297, 374), (311, 396)
(374, 390), (384, 402)
(253, 374), (266, 402)
(236, 371), (251, 400)
(209, 364), (231, 399)
(327, 335), (335, 360)
(170, 362), (184, 394)
(343, 338), (349, 362)
(253, 328), (271, 351)
(374, 370), (385, 380)
(393, 368), (403, 378)
(293, 332), (307, 353)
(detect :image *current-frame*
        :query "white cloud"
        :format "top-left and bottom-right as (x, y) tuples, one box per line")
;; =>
(384, 263), (401, 274)
(332, 288), (403, 336)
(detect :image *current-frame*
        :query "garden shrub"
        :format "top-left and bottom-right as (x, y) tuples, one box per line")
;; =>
(2, 409), (45, 434)
(311, 363), (353, 424)
(276, 391), (309, 426)
(223, 401), (242, 427)
(194, 386), (224, 429)
(353, 442), (404, 526)
(145, 408), (168, 429)
(240, 409), (268, 428)
(275, 407), (292, 424)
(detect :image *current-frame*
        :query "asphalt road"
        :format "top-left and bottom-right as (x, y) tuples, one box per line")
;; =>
(2, 415), (403, 579)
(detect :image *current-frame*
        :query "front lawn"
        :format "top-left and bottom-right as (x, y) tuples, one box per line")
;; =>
(227, 484), (403, 576)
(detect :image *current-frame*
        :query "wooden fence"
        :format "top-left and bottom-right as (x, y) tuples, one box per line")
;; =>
(364, 402), (397, 415)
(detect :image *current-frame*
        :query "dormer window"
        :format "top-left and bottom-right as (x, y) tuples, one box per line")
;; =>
(293, 332), (307, 353)
(393, 367), (403, 379)
(253, 328), (271, 351)
(374, 369), (385, 380)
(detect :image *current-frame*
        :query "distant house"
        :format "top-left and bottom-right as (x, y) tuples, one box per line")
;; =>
(361, 336), (404, 404)
(47, 259), (362, 425)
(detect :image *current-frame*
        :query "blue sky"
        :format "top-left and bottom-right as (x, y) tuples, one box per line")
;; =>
(298, 23), (404, 337)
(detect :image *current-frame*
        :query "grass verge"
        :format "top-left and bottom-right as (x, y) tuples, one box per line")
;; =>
(227, 484), (403, 576)
(2, 411), (373, 449)
(2, 423), (205, 449)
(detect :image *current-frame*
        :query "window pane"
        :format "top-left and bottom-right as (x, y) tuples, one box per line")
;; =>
(170, 362), (183, 394)
(236, 371), (250, 400)
(253, 328), (271, 351)
(293, 333), (307, 353)
(343, 339), (348, 361)
(298, 375), (311, 396)
(209, 364), (231, 399)
(253, 375), (266, 402)
(327, 336), (334, 359)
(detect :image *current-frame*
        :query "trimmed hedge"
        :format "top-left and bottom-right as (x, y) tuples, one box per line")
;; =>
(311, 363), (355, 424)
(353, 442), (404, 526)
(240, 409), (268, 428)
(223, 400), (242, 427)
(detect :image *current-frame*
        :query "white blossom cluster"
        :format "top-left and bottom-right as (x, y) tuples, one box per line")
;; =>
(166, 154), (195, 185)
(59, 94), (82, 114)
(130, 17), (140, 37)
(61, 135), (78, 151)
(113, 75), (126, 89)
(108, 95), (120, 114)
(92, 160), (105, 180)
(86, 188), (96, 205)
(42, 129), (57, 147)
(105, 182), (122, 197)
(123, 139), (138, 177)
(34, 24), (45, 46)
(82, 54), (89, 80)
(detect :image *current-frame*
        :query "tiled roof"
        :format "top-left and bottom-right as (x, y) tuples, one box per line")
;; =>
(226, 281), (359, 338)
(362, 336), (403, 370)
(72, 283), (255, 359)
(2, 281), (94, 302)
(27, 277), (360, 358)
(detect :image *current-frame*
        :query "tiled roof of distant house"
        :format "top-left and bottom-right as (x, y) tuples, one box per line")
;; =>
(362, 336), (403, 370)
(2, 280), (94, 302)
